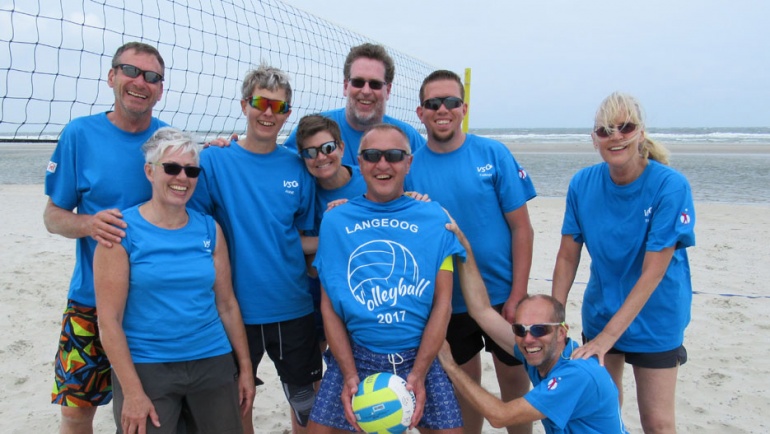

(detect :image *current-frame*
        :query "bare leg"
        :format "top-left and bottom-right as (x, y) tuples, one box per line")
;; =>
(634, 365), (679, 434)
(603, 353), (626, 407)
(454, 352), (483, 434)
(60, 406), (97, 434)
(492, 355), (532, 434)
(242, 406), (254, 434)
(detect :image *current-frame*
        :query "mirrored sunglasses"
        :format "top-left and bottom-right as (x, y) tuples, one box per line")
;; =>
(594, 122), (637, 138)
(512, 322), (564, 338)
(116, 64), (164, 84)
(349, 78), (388, 90)
(360, 149), (409, 163)
(422, 96), (464, 111)
(247, 96), (291, 114)
(155, 162), (202, 178)
(299, 141), (337, 159)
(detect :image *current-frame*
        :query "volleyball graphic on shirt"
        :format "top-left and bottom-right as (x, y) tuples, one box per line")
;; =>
(348, 240), (419, 304)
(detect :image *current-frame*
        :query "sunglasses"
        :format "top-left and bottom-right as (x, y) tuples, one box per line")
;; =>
(594, 122), (637, 138)
(247, 96), (291, 114)
(360, 149), (409, 163)
(422, 96), (464, 111)
(512, 322), (564, 338)
(349, 78), (388, 90)
(155, 162), (202, 178)
(300, 141), (337, 159)
(116, 64), (164, 84)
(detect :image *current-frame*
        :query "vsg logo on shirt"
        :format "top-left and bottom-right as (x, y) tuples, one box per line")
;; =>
(476, 163), (494, 177)
(283, 179), (299, 194)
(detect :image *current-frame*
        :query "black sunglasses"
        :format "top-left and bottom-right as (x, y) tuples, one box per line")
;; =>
(360, 149), (409, 163)
(155, 162), (202, 178)
(116, 64), (164, 84)
(300, 141), (337, 159)
(247, 96), (291, 114)
(349, 78), (388, 90)
(512, 322), (564, 338)
(594, 122), (637, 138)
(422, 96), (464, 111)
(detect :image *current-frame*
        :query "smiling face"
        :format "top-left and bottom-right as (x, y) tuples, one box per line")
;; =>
(240, 86), (292, 146)
(300, 130), (345, 183)
(358, 127), (412, 203)
(417, 79), (467, 147)
(146, 147), (199, 208)
(343, 58), (392, 129)
(107, 49), (164, 124)
(514, 297), (566, 374)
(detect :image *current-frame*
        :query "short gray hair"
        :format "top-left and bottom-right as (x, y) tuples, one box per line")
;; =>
(241, 63), (293, 103)
(142, 127), (200, 164)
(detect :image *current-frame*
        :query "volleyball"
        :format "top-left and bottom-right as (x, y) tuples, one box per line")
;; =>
(348, 240), (419, 304)
(351, 372), (416, 434)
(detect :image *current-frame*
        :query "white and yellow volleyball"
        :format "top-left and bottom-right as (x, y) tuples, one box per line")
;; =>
(351, 372), (416, 434)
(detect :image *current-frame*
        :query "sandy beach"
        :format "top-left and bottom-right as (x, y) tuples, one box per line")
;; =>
(2, 184), (769, 433)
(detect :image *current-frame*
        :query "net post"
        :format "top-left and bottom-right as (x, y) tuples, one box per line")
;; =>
(462, 68), (471, 133)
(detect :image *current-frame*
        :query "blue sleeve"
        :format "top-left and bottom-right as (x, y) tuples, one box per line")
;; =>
(494, 147), (536, 213)
(524, 363), (591, 429)
(45, 123), (79, 210)
(561, 172), (584, 243)
(294, 168), (317, 231)
(647, 173), (696, 251)
(188, 148), (217, 215)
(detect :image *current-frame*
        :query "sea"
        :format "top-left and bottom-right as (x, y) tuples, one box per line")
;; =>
(2, 127), (769, 204)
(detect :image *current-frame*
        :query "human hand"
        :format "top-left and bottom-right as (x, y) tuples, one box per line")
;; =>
(404, 191), (431, 202)
(204, 133), (238, 148)
(405, 371), (426, 429)
(341, 375), (361, 430)
(237, 370), (256, 417)
(88, 208), (127, 247)
(326, 198), (348, 211)
(436, 340), (455, 367)
(501, 297), (520, 324)
(121, 391), (160, 434)
(571, 332), (615, 366)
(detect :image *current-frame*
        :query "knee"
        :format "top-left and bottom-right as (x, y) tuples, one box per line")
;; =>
(639, 412), (676, 434)
(282, 382), (316, 427)
(60, 406), (97, 429)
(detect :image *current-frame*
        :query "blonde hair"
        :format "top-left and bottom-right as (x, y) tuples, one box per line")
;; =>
(594, 92), (670, 165)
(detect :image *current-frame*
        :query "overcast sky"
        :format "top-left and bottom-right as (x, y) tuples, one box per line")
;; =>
(283, 0), (768, 129)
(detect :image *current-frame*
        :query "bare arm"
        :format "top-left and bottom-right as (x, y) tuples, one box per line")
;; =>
(501, 204), (534, 323)
(437, 342), (544, 428)
(572, 247), (676, 364)
(94, 243), (160, 432)
(447, 221), (518, 353)
(551, 234), (583, 306)
(319, 286), (361, 430)
(406, 268), (453, 428)
(211, 223), (255, 416)
(44, 198), (127, 247)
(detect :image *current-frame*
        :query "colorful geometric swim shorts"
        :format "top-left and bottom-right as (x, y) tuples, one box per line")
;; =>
(51, 300), (112, 407)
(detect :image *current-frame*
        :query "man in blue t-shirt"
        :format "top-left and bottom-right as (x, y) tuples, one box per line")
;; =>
(309, 124), (465, 433)
(438, 225), (628, 434)
(406, 70), (536, 434)
(43, 42), (168, 433)
(282, 43), (425, 165)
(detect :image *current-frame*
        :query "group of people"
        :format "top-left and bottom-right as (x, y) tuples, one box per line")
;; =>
(44, 40), (695, 434)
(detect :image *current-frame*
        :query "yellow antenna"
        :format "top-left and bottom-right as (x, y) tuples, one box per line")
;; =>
(462, 68), (471, 133)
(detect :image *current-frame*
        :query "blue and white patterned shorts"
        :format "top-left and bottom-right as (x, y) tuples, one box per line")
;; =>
(309, 343), (463, 430)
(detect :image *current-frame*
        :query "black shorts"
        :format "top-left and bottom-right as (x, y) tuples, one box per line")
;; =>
(582, 333), (688, 369)
(446, 304), (522, 366)
(245, 313), (323, 386)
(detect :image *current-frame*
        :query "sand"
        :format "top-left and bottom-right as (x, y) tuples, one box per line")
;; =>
(1, 184), (769, 433)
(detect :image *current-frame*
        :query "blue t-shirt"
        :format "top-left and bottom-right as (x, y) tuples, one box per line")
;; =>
(562, 160), (696, 352)
(120, 206), (232, 363)
(406, 134), (536, 312)
(44, 112), (167, 306)
(514, 339), (628, 434)
(314, 195), (465, 354)
(282, 108), (426, 166)
(189, 141), (316, 324)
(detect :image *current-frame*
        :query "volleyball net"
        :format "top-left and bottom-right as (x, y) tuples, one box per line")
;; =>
(0, 0), (434, 141)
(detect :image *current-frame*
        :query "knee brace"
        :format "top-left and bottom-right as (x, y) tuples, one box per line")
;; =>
(282, 382), (316, 427)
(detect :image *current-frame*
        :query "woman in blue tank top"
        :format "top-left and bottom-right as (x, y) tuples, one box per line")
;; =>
(94, 127), (254, 433)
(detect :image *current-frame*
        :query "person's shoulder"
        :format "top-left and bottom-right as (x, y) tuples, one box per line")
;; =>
(63, 112), (108, 130)
(321, 107), (346, 121)
(648, 160), (690, 184)
(382, 115), (419, 132)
